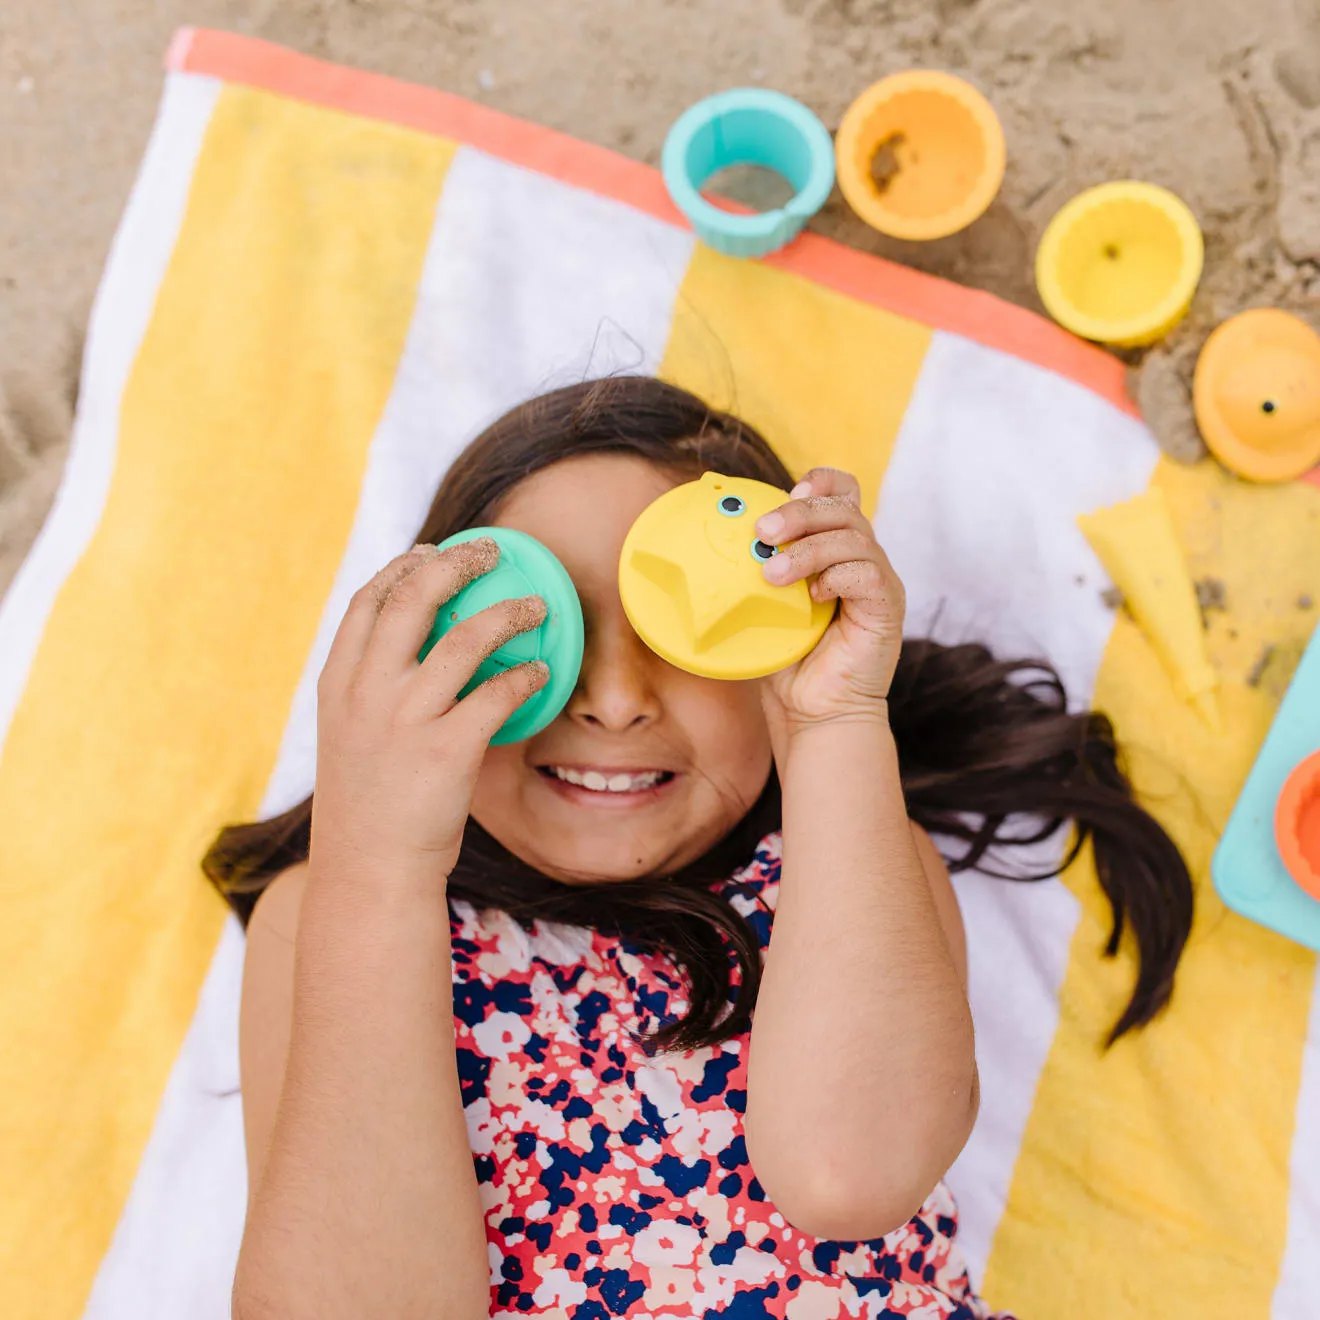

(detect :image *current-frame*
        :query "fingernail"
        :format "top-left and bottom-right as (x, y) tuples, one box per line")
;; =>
(763, 554), (792, 581)
(459, 537), (498, 567)
(789, 481), (811, 500)
(757, 512), (784, 541)
(410, 541), (439, 556)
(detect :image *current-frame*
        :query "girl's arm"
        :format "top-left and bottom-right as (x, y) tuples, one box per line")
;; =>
(745, 714), (977, 1242)
(744, 468), (978, 1242)
(234, 858), (489, 1320)
(233, 538), (552, 1320)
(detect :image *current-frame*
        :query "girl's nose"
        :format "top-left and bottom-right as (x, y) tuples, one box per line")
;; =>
(566, 619), (661, 732)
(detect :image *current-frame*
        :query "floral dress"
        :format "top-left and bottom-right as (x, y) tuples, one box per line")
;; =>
(452, 829), (1008, 1319)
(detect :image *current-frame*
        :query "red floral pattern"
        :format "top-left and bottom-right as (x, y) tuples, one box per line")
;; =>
(451, 830), (1008, 1319)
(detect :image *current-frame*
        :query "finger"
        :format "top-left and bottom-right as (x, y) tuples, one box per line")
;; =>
(321, 543), (445, 691)
(754, 491), (873, 548)
(811, 557), (905, 627)
(404, 593), (548, 719)
(443, 659), (552, 746)
(761, 527), (877, 587)
(787, 466), (863, 508)
(364, 537), (503, 676)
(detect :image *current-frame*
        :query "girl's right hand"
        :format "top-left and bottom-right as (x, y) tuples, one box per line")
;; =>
(309, 537), (549, 881)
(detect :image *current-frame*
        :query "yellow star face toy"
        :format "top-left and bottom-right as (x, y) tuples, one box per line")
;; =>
(618, 472), (835, 680)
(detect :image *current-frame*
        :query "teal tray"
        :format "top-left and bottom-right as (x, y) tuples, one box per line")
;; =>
(1213, 621), (1320, 945)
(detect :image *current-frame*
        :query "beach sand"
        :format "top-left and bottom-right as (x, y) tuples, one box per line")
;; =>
(3, 0), (1320, 598)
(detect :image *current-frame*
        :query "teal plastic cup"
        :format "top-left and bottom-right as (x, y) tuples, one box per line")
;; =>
(416, 527), (585, 745)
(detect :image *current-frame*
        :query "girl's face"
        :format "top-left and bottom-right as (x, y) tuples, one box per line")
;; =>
(470, 453), (773, 884)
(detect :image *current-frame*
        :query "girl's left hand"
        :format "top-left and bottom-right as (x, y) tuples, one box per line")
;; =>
(755, 466), (905, 731)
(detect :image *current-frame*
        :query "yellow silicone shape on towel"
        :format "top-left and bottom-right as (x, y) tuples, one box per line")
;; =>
(1078, 486), (1220, 731)
(619, 472), (834, 680)
(0, 87), (455, 1320)
(982, 460), (1320, 1320)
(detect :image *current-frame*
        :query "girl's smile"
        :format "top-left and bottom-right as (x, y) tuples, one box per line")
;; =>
(533, 762), (680, 806)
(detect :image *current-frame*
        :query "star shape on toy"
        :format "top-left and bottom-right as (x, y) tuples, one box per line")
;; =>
(627, 544), (812, 654)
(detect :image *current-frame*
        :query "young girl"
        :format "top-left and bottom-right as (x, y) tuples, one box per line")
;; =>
(208, 377), (1192, 1320)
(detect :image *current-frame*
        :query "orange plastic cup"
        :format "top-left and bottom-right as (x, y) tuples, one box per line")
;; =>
(1193, 308), (1320, 483)
(835, 71), (1005, 241)
(1276, 750), (1320, 901)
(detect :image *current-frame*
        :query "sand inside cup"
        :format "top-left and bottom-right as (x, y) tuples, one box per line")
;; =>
(850, 87), (991, 223)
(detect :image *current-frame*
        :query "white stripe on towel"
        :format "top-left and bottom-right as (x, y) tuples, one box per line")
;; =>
(420, 145), (696, 436)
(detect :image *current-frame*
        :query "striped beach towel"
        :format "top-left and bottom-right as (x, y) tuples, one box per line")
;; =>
(2, 28), (1319, 1320)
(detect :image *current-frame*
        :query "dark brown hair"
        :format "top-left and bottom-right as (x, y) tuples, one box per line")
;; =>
(203, 376), (1192, 1048)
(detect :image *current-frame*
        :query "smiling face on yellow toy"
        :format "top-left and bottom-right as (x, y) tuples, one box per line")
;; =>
(618, 472), (836, 680)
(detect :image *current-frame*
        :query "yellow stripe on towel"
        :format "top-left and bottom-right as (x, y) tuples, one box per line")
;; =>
(983, 460), (1320, 1318)
(0, 85), (453, 1318)
(657, 246), (932, 518)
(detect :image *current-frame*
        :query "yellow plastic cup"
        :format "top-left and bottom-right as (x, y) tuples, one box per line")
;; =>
(618, 472), (834, 680)
(1035, 181), (1203, 348)
(835, 71), (1006, 242)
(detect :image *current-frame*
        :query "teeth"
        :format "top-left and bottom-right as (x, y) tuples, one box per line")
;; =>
(549, 766), (665, 793)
